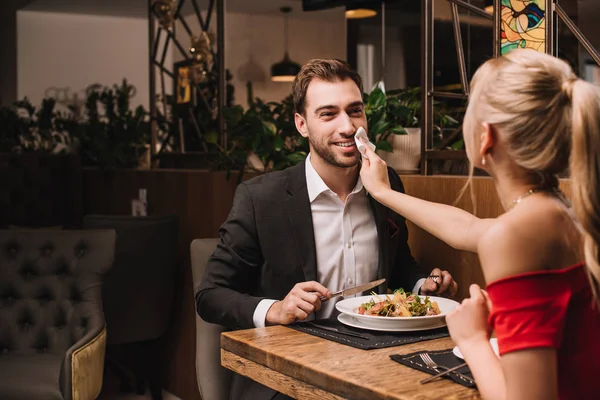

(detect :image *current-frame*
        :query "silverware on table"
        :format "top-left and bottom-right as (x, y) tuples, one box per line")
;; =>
(418, 353), (471, 384)
(304, 322), (370, 340)
(319, 278), (386, 301)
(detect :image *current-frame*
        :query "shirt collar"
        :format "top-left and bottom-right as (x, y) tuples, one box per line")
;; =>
(305, 153), (365, 203)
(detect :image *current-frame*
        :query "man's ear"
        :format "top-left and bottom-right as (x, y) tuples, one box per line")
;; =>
(480, 122), (495, 158)
(295, 112), (309, 138)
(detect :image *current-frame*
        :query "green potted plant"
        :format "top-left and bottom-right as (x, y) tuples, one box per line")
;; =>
(0, 98), (82, 228)
(0, 97), (74, 154)
(364, 86), (459, 171)
(218, 94), (308, 175)
(76, 80), (150, 169)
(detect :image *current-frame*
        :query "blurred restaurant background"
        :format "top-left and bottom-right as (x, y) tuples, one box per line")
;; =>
(0, 0), (598, 399)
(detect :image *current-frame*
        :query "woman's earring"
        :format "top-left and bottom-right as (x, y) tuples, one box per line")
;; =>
(481, 157), (486, 166)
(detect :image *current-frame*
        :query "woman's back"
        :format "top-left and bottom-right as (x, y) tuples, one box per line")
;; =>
(487, 263), (600, 399)
(478, 193), (582, 284)
(479, 193), (600, 398)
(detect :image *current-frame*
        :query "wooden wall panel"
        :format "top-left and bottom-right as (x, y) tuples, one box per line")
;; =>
(82, 169), (571, 400)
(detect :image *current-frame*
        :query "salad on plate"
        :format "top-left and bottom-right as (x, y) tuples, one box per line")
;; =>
(356, 289), (441, 317)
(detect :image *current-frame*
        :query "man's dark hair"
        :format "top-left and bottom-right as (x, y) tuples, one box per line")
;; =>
(292, 59), (363, 115)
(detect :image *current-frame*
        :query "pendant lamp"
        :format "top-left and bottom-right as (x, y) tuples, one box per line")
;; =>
(271, 7), (301, 82)
(484, 0), (493, 14)
(345, 4), (378, 19)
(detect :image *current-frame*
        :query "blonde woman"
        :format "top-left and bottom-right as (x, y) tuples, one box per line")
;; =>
(359, 49), (600, 399)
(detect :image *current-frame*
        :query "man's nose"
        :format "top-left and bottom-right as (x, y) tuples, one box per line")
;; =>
(338, 113), (355, 136)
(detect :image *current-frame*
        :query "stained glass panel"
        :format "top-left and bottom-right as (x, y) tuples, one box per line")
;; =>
(500, 0), (546, 54)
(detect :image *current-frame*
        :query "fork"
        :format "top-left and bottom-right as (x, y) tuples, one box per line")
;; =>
(418, 353), (471, 384)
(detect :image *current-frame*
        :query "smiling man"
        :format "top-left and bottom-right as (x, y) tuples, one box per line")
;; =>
(195, 59), (458, 400)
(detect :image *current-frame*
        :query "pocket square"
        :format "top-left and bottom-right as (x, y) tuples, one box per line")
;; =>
(387, 218), (399, 238)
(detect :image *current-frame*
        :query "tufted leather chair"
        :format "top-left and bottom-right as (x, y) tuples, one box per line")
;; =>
(0, 229), (115, 400)
(190, 238), (233, 400)
(83, 215), (179, 400)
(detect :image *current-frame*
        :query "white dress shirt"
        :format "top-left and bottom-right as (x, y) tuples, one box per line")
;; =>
(252, 154), (423, 327)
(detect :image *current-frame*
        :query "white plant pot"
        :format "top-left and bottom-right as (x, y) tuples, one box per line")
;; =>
(377, 127), (421, 172)
(246, 151), (273, 172)
(246, 151), (265, 172)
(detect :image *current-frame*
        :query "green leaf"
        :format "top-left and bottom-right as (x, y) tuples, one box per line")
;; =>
(389, 103), (411, 119)
(376, 140), (393, 152)
(205, 131), (219, 144)
(367, 88), (387, 109)
(252, 134), (261, 152)
(445, 115), (459, 125)
(262, 121), (277, 136)
(223, 105), (244, 124)
(287, 151), (308, 163)
(449, 138), (464, 150)
(390, 126), (407, 135)
(273, 135), (284, 151)
(370, 120), (389, 137)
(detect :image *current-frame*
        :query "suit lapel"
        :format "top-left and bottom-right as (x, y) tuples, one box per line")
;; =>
(369, 194), (390, 294)
(285, 161), (318, 282)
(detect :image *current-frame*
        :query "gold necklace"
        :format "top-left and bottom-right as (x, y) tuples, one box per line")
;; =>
(508, 187), (564, 210)
(507, 188), (544, 210)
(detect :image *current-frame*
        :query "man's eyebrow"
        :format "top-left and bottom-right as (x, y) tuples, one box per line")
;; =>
(314, 105), (338, 114)
(314, 101), (364, 115)
(346, 101), (364, 109)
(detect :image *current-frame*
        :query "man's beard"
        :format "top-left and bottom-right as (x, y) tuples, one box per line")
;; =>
(308, 135), (359, 169)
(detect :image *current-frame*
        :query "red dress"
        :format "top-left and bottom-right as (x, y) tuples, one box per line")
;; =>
(487, 263), (600, 400)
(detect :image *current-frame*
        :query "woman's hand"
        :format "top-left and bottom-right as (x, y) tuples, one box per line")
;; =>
(359, 141), (392, 198)
(446, 284), (492, 346)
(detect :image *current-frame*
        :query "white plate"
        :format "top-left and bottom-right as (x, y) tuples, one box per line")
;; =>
(335, 294), (459, 331)
(337, 313), (448, 332)
(453, 338), (500, 359)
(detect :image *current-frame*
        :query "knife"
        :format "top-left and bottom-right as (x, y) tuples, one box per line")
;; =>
(303, 321), (371, 340)
(319, 278), (386, 301)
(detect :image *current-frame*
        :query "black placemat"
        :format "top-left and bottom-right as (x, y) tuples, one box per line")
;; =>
(390, 349), (476, 388)
(289, 317), (449, 350)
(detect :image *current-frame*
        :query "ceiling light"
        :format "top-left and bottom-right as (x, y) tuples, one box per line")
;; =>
(271, 7), (301, 83)
(484, 0), (493, 14)
(345, 7), (377, 19)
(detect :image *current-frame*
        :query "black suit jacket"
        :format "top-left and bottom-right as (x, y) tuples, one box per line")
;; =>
(195, 160), (423, 399)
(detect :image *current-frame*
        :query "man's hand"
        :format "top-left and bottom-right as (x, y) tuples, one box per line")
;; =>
(265, 281), (331, 325)
(420, 268), (458, 298)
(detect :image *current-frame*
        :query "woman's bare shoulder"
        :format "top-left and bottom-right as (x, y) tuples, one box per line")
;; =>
(477, 199), (579, 283)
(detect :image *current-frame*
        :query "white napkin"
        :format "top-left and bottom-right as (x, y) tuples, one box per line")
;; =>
(354, 127), (376, 157)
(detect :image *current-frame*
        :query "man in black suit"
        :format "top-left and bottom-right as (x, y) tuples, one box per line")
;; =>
(195, 59), (458, 399)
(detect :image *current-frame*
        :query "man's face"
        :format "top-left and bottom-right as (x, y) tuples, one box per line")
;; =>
(294, 78), (367, 169)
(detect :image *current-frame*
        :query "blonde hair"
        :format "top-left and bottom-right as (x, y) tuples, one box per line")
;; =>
(570, 78), (600, 301)
(463, 49), (600, 300)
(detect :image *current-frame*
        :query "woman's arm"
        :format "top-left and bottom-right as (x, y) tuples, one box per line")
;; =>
(460, 342), (559, 400)
(359, 146), (494, 252)
(373, 189), (495, 252)
(501, 349), (559, 400)
(446, 284), (506, 399)
(459, 339), (506, 400)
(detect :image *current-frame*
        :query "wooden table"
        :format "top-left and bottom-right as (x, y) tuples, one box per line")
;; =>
(221, 326), (480, 400)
